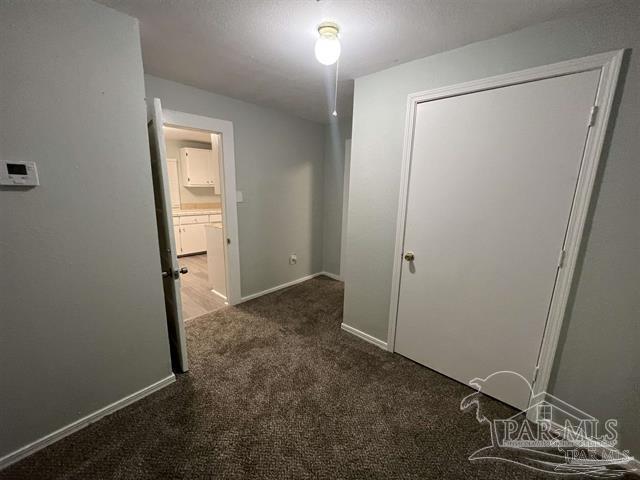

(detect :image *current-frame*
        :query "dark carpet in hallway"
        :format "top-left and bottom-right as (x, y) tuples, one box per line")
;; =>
(2, 277), (630, 479)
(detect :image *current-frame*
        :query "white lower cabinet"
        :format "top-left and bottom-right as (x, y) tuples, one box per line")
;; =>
(173, 213), (220, 256)
(179, 224), (207, 255)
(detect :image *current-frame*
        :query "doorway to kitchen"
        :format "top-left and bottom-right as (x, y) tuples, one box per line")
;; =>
(148, 99), (241, 372)
(163, 125), (227, 319)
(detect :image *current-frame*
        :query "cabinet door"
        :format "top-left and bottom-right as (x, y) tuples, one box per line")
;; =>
(181, 148), (212, 186)
(173, 225), (182, 255)
(190, 149), (210, 185)
(180, 224), (207, 254)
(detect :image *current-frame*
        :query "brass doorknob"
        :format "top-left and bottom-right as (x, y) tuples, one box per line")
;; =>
(404, 251), (415, 262)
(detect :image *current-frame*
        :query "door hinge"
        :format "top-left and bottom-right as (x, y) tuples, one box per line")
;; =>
(227, 238), (231, 245)
(532, 365), (540, 385)
(588, 105), (599, 127)
(557, 249), (566, 269)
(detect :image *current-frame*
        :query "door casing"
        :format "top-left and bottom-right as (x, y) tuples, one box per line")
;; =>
(387, 50), (624, 418)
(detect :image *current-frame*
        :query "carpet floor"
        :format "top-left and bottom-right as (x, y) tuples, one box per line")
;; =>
(2, 277), (634, 479)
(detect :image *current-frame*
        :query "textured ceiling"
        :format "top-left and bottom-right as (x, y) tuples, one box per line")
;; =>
(99, 0), (609, 123)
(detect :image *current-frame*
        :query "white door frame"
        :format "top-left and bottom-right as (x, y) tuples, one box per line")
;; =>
(387, 50), (623, 411)
(162, 109), (242, 306)
(339, 139), (352, 280)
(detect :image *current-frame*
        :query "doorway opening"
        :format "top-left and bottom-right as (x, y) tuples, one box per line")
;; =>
(163, 125), (227, 320)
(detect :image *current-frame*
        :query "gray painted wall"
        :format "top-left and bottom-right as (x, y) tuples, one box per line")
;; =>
(0, 0), (172, 459)
(322, 117), (353, 276)
(346, 0), (639, 453)
(145, 76), (325, 297)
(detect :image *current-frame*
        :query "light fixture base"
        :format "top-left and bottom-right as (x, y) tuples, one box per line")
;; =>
(317, 21), (339, 37)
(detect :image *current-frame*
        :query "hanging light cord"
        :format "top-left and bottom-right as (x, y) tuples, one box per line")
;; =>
(332, 58), (340, 116)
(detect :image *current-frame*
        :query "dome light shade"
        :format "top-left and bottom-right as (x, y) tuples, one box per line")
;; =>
(315, 22), (340, 66)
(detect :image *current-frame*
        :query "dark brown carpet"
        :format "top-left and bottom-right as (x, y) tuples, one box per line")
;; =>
(2, 277), (633, 479)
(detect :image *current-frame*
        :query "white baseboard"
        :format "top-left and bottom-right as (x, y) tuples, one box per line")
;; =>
(319, 271), (342, 281)
(241, 272), (332, 302)
(0, 374), (175, 470)
(341, 323), (388, 350)
(240, 271), (345, 303)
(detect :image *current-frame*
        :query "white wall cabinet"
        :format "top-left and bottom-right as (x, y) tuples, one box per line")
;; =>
(179, 146), (220, 190)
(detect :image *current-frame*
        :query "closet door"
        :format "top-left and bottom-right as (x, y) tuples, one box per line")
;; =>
(394, 70), (601, 409)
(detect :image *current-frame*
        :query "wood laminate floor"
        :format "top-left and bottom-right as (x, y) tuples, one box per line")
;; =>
(178, 254), (226, 320)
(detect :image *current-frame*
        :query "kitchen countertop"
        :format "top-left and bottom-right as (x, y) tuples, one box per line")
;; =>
(172, 209), (221, 217)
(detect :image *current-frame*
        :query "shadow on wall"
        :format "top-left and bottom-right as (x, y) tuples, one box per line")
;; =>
(323, 96), (353, 277)
(547, 50), (631, 389)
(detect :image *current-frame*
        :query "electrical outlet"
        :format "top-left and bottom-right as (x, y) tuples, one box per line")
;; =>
(289, 254), (297, 265)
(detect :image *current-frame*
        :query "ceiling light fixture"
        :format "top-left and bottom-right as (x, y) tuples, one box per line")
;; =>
(314, 21), (341, 118)
(314, 22), (340, 66)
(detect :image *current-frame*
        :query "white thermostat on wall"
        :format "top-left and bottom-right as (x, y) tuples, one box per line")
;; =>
(0, 161), (40, 186)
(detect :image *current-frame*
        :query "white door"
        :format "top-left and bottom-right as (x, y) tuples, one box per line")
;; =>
(147, 98), (189, 372)
(180, 224), (207, 254)
(395, 70), (601, 409)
